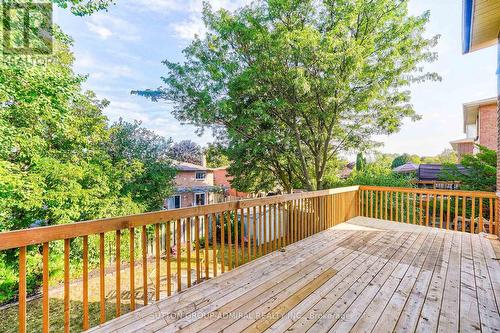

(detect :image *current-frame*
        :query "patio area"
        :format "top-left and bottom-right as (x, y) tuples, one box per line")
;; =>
(87, 217), (500, 333)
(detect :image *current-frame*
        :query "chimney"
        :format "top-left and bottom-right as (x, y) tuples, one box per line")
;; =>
(201, 153), (206, 167)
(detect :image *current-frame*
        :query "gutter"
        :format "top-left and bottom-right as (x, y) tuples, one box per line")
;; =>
(462, 0), (474, 54)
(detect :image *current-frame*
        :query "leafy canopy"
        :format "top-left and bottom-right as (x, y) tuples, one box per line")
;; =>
(135, 0), (439, 192)
(440, 145), (496, 192)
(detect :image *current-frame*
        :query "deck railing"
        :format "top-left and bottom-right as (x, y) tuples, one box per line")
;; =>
(0, 186), (359, 333)
(2, 185), (498, 332)
(359, 186), (498, 235)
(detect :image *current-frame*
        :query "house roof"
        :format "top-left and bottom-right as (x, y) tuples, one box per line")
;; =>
(462, 0), (500, 53)
(417, 164), (468, 181)
(462, 97), (497, 131)
(173, 160), (211, 172)
(450, 137), (475, 150)
(393, 163), (419, 173)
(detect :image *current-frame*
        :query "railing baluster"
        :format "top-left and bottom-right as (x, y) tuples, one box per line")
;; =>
(166, 223), (171, 295)
(100, 232), (106, 322)
(406, 192), (410, 224)
(64, 238), (70, 333)
(42, 242), (49, 333)
(471, 197), (476, 234)
(446, 196), (451, 230)
(454, 196), (459, 231)
(129, 228), (136, 308)
(425, 193), (430, 227)
(116, 230), (122, 314)
(83, 235), (89, 328)
(248, 207), (252, 259)
(204, 214), (209, 278)
(226, 213), (232, 271)
(462, 196), (466, 233)
(176, 219), (182, 290)
(154, 224), (160, 298)
(142, 226), (148, 304)
(186, 218), (192, 286)
(479, 199), (483, 233)
(195, 216), (201, 280)
(259, 205), (264, 255)
(220, 213), (225, 274)
(264, 205), (269, 254)
(19, 246), (26, 333)
(489, 198), (494, 235)
(234, 210), (239, 267)
(241, 208), (246, 262)
(253, 206), (257, 257)
(439, 195), (444, 229)
(413, 193), (417, 225)
(432, 194), (437, 227)
(212, 213), (217, 277)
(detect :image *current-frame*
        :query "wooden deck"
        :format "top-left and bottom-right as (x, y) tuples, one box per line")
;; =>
(88, 217), (500, 333)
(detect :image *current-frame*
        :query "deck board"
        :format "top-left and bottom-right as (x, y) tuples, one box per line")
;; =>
(87, 217), (500, 333)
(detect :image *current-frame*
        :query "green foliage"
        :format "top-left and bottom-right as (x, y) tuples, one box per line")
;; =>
(356, 153), (366, 171)
(134, 0), (439, 192)
(391, 154), (412, 169)
(328, 153), (415, 188)
(51, 0), (115, 16)
(169, 140), (203, 165)
(0, 38), (175, 302)
(205, 143), (230, 168)
(421, 149), (458, 164)
(440, 145), (496, 192)
(107, 119), (176, 211)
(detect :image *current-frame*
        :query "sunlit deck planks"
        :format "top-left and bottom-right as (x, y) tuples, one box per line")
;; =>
(87, 217), (500, 333)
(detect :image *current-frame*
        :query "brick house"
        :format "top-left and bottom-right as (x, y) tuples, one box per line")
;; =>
(212, 167), (248, 199)
(165, 161), (222, 209)
(165, 161), (247, 209)
(461, 0), (499, 236)
(450, 97), (498, 158)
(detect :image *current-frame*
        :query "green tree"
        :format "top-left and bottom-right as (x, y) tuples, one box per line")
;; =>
(356, 152), (367, 171)
(205, 143), (230, 168)
(107, 119), (176, 211)
(135, 0), (439, 192)
(391, 154), (411, 169)
(169, 140), (203, 165)
(440, 145), (496, 192)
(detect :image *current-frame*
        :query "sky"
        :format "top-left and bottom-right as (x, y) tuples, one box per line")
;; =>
(54, 0), (498, 158)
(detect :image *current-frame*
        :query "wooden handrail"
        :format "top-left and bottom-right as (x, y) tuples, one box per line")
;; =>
(359, 186), (498, 236)
(0, 186), (359, 251)
(359, 185), (496, 198)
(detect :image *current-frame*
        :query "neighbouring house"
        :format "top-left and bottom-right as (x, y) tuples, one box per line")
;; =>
(212, 167), (249, 199)
(165, 161), (247, 209)
(339, 162), (355, 179)
(165, 161), (223, 209)
(461, 0), (499, 236)
(450, 97), (497, 158)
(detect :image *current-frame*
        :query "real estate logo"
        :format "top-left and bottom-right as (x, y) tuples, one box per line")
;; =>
(2, 0), (53, 55)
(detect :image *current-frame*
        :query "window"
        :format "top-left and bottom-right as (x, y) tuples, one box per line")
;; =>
(167, 195), (181, 209)
(195, 172), (206, 180)
(466, 123), (477, 139)
(194, 192), (206, 206)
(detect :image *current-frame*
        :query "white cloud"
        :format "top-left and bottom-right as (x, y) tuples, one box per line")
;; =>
(131, 0), (250, 41)
(86, 22), (112, 39)
(85, 14), (141, 42)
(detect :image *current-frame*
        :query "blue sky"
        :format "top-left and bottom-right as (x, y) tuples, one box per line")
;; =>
(54, 0), (498, 158)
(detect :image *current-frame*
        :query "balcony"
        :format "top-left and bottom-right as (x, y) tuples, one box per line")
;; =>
(1, 186), (499, 332)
